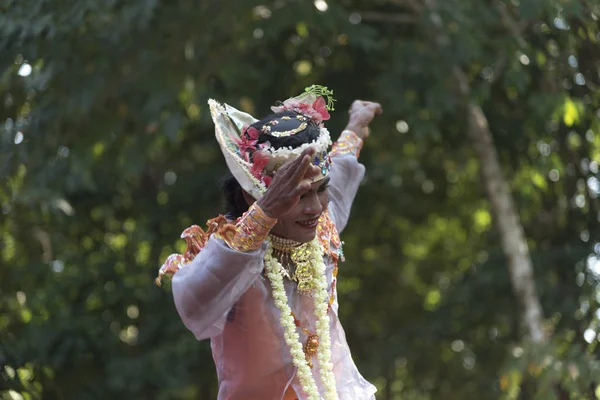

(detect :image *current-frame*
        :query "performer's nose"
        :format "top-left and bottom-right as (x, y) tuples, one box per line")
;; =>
(303, 192), (323, 216)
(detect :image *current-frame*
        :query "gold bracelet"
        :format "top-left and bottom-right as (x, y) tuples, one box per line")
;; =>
(215, 203), (277, 252)
(330, 130), (363, 158)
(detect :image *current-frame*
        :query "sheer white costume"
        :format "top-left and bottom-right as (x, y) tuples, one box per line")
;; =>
(172, 153), (376, 400)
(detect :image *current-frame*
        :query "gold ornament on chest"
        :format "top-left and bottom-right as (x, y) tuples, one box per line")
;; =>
(303, 333), (320, 368)
(269, 234), (317, 295)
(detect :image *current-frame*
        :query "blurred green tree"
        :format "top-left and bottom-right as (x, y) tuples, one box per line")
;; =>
(1, 0), (600, 399)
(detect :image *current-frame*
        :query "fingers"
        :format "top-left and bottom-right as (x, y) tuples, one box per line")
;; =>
(290, 148), (315, 182)
(302, 146), (316, 158)
(278, 147), (313, 175)
(361, 101), (383, 114)
(371, 102), (383, 114)
(349, 100), (362, 114)
(304, 164), (320, 180)
(292, 178), (312, 197)
(349, 100), (383, 115)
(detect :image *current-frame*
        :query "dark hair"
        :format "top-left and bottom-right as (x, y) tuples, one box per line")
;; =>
(221, 173), (250, 219)
(221, 110), (321, 219)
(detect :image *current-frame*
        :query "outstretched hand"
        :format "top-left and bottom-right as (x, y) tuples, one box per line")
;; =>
(345, 100), (383, 140)
(256, 147), (319, 219)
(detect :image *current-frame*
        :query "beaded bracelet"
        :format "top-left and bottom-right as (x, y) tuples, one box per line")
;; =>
(330, 130), (363, 158)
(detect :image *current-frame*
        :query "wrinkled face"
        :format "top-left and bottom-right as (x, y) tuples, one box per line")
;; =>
(270, 177), (330, 243)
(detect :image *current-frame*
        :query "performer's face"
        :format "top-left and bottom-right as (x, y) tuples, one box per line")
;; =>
(270, 177), (330, 243)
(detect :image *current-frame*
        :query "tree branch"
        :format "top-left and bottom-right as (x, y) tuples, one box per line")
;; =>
(426, 0), (547, 344)
(386, 0), (423, 13)
(358, 11), (418, 24)
(33, 227), (53, 262)
(496, 1), (528, 49)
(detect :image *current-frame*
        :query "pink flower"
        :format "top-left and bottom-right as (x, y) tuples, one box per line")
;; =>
(261, 175), (273, 187)
(272, 100), (299, 113)
(312, 96), (330, 122)
(238, 139), (257, 161)
(245, 126), (261, 140)
(271, 97), (330, 125)
(237, 126), (262, 161)
(296, 103), (312, 114)
(236, 136), (257, 161)
(250, 151), (269, 179)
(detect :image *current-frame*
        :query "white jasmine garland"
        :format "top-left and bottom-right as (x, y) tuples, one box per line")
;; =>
(264, 238), (338, 400)
(308, 239), (338, 398)
(265, 256), (320, 399)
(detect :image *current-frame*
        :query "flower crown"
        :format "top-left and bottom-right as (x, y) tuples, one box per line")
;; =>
(270, 85), (335, 126)
(209, 86), (335, 199)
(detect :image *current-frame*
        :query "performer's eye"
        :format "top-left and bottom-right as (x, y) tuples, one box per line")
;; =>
(317, 178), (331, 193)
(317, 184), (330, 193)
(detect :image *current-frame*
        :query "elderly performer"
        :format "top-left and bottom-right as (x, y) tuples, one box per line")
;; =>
(157, 86), (382, 400)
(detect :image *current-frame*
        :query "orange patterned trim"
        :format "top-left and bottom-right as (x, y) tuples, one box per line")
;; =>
(155, 216), (232, 286)
(156, 208), (339, 289)
(329, 130), (363, 158)
(317, 210), (340, 259)
(215, 202), (277, 253)
(156, 205), (277, 285)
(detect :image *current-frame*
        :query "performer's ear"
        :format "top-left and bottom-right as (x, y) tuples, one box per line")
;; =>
(242, 190), (256, 207)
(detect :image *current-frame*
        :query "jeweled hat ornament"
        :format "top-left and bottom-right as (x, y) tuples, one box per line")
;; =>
(209, 85), (336, 199)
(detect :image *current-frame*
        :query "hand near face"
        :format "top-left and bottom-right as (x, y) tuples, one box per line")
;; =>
(345, 100), (383, 140)
(256, 147), (319, 219)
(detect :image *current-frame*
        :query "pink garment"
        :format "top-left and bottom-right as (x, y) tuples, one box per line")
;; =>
(172, 154), (376, 399)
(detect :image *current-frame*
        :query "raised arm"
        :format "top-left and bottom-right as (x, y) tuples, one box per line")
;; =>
(328, 100), (383, 233)
(328, 132), (365, 233)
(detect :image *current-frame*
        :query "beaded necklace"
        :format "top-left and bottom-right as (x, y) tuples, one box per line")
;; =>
(269, 234), (317, 295)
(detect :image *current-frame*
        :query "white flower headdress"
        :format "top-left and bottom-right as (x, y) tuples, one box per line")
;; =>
(209, 85), (336, 199)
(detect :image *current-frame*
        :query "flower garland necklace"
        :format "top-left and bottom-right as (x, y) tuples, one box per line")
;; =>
(264, 236), (339, 400)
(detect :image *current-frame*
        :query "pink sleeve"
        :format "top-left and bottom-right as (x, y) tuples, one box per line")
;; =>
(327, 153), (365, 234)
(171, 236), (266, 340)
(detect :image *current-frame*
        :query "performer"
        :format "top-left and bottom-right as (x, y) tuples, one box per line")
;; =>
(156, 86), (382, 400)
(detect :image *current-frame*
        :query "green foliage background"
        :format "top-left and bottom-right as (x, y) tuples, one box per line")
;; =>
(2, 0), (600, 399)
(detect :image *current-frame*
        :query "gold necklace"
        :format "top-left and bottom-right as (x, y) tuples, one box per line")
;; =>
(268, 234), (316, 295)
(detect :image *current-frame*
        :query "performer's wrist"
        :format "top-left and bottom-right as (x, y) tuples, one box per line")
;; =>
(330, 130), (363, 158)
(256, 198), (278, 220)
(249, 203), (278, 229)
(344, 123), (361, 136)
(344, 119), (370, 139)
(217, 202), (277, 252)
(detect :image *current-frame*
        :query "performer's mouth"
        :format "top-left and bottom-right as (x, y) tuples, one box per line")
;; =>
(296, 216), (319, 229)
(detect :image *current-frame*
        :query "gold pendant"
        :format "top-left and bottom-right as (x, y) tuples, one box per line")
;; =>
(303, 333), (319, 368)
(269, 237), (316, 295)
(291, 245), (314, 295)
